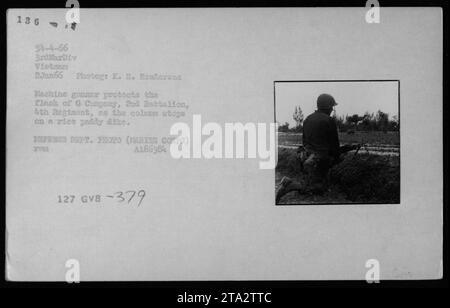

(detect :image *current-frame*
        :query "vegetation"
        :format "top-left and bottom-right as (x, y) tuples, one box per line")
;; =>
(276, 147), (400, 204)
(275, 105), (400, 204)
(278, 131), (399, 147)
(277, 106), (399, 133)
(334, 111), (399, 133)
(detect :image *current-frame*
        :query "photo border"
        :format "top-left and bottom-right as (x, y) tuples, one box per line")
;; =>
(274, 79), (401, 206)
(1, 0), (447, 291)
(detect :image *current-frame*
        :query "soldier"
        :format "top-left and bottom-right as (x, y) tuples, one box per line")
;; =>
(276, 94), (357, 203)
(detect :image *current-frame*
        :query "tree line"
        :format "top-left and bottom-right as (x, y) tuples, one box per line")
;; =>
(278, 106), (399, 133)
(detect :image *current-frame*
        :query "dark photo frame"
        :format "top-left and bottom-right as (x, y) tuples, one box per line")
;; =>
(274, 80), (401, 205)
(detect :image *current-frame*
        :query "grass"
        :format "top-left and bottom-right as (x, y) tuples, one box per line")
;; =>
(276, 147), (400, 204)
(278, 131), (400, 146)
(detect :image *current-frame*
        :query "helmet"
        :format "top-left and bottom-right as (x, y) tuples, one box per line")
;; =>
(317, 94), (337, 110)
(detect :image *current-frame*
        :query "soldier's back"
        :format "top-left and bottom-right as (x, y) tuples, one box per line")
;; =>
(303, 111), (333, 154)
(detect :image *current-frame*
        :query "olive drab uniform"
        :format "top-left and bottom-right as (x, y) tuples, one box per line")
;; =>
(302, 110), (340, 193)
(276, 93), (341, 203)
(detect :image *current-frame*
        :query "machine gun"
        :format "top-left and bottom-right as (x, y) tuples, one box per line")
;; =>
(342, 143), (371, 157)
(339, 144), (360, 155)
(348, 137), (371, 158)
(297, 143), (362, 157)
(296, 143), (366, 170)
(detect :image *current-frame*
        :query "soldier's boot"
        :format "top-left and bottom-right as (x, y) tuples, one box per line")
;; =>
(276, 176), (293, 204)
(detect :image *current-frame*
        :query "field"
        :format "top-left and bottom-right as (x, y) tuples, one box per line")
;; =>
(276, 131), (400, 205)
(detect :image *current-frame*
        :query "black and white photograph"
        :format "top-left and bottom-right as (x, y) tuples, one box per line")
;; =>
(275, 81), (400, 205)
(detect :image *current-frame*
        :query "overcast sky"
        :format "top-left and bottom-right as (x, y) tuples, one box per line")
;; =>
(275, 81), (399, 127)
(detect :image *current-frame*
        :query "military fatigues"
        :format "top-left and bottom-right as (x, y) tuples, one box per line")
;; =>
(276, 94), (341, 203)
(302, 110), (340, 193)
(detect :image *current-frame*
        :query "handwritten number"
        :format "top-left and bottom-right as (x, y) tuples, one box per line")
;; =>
(126, 190), (136, 203)
(57, 190), (145, 207)
(115, 191), (125, 202)
(137, 190), (146, 207)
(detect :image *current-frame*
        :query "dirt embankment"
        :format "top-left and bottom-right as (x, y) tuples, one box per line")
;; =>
(276, 147), (400, 204)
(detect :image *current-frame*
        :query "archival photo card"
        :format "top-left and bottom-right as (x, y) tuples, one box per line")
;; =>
(5, 7), (443, 282)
